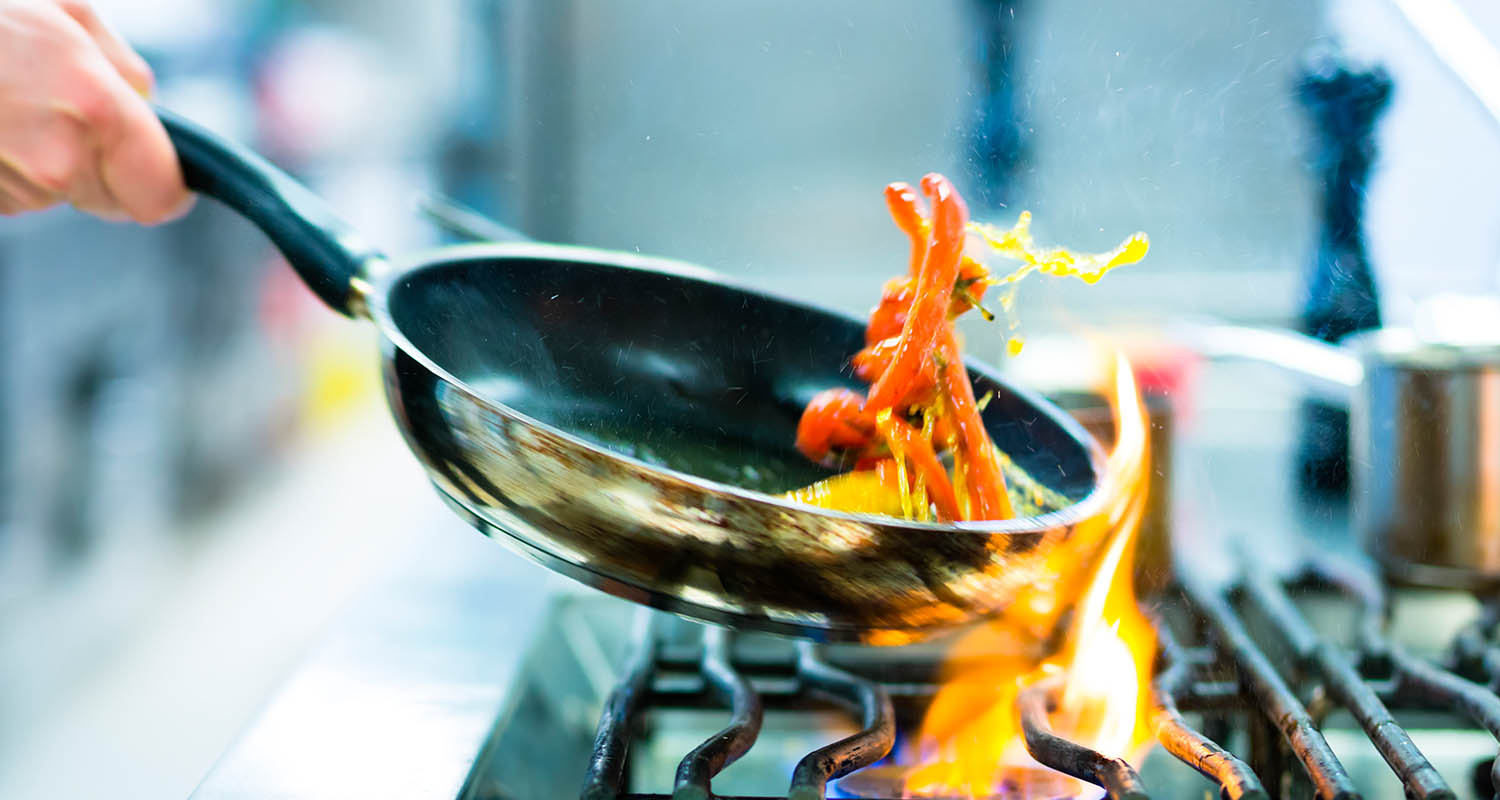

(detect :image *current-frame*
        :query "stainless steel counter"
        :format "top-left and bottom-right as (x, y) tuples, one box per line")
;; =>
(191, 506), (566, 799)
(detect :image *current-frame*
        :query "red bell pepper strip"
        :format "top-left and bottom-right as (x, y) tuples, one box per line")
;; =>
(853, 335), (938, 404)
(884, 181), (928, 278)
(865, 173), (968, 413)
(937, 331), (1013, 520)
(866, 276), (914, 344)
(795, 388), (875, 463)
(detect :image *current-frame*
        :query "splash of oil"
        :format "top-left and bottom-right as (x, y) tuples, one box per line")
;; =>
(967, 212), (1149, 355)
(970, 211), (1149, 284)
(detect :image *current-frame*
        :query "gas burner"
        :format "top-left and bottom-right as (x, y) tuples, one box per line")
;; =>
(455, 547), (1500, 800)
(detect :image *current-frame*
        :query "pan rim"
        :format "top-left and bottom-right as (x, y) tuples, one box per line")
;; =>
(366, 240), (1110, 535)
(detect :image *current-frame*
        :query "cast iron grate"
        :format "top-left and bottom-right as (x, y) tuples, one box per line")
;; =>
(577, 551), (1500, 800)
(1158, 550), (1500, 800)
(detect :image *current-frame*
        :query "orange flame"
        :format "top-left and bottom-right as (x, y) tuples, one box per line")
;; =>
(900, 351), (1156, 798)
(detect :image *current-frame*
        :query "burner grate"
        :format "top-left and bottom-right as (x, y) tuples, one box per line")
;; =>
(575, 553), (1500, 800)
(1016, 678), (1148, 799)
(581, 623), (897, 800)
(1160, 551), (1500, 800)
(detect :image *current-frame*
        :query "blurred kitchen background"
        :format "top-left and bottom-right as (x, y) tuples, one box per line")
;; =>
(0, 0), (1496, 797)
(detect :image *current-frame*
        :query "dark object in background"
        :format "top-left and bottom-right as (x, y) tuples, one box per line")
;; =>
(1293, 49), (1391, 502)
(965, 0), (1029, 212)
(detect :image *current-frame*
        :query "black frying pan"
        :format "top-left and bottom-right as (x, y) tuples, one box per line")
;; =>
(160, 109), (1107, 643)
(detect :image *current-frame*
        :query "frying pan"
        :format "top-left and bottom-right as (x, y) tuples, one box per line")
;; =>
(160, 109), (1107, 643)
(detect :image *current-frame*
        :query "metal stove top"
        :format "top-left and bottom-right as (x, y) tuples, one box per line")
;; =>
(463, 577), (1500, 800)
(192, 540), (1500, 800)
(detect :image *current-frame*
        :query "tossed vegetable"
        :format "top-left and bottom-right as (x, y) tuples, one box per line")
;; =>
(786, 174), (1148, 523)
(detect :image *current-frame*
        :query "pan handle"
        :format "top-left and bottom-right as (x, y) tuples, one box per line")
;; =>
(157, 108), (386, 318)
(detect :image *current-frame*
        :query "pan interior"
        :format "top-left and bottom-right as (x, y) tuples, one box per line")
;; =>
(383, 253), (1098, 506)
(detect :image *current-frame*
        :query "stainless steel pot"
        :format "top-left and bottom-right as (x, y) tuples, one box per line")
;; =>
(1187, 319), (1500, 588)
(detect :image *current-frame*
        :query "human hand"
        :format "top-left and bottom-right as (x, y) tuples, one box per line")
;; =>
(0, 0), (191, 223)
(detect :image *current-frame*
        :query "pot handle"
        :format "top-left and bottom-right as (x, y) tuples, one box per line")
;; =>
(1170, 319), (1363, 406)
(158, 108), (386, 318)
(415, 192), (529, 243)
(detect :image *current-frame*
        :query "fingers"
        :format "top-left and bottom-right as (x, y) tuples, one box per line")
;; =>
(0, 1), (188, 223)
(44, 53), (189, 224)
(56, 2), (188, 224)
(56, 0), (153, 96)
(0, 154), (58, 212)
(66, 153), (130, 222)
(0, 96), (85, 215)
(84, 64), (192, 224)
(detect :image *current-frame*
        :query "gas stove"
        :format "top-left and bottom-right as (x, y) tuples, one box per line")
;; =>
(452, 569), (1500, 800)
(189, 360), (1500, 800)
(190, 524), (1500, 800)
